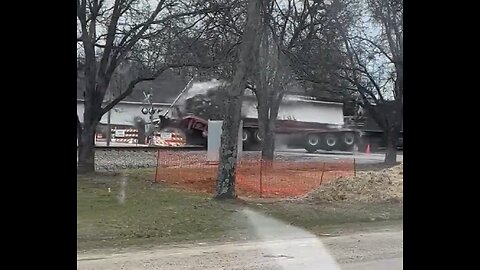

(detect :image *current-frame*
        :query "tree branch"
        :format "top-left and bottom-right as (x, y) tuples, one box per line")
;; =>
(100, 62), (217, 115)
(117, 5), (224, 51)
(353, 35), (395, 63)
(98, 0), (129, 84)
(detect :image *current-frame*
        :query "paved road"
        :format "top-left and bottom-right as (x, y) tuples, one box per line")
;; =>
(275, 148), (403, 164)
(78, 238), (402, 270)
(78, 209), (402, 270)
(342, 257), (402, 270)
(77, 232), (402, 270)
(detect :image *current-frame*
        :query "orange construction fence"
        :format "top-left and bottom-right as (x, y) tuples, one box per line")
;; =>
(154, 150), (355, 198)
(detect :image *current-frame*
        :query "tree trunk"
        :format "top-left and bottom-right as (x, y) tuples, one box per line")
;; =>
(261, 120), (275, 161)
(215, 0), (262, 199)
(384, 97), (402, 164)
(216, 97), (243, 199)
(78, 86), (102, 174)
(77, 115), (82, 146)
(78, 120), (97, 173)
(255, 95), (276, 162)
(384, 127), (400, 164)
(256, 94), (270, 160)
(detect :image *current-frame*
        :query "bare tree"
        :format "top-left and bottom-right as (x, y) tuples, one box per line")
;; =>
(76, 0), (224, 173)
(253, 0), (331, 161)
(252, 22), (289, 161)
(331, 0), (403, 164)
(253, 0), (402, 164)
(282, 1), (352, 101)
(216, 0), (262, 199)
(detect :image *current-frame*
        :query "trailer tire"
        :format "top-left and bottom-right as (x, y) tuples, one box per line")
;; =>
(322, 133), (338, 151)
(253, 129), (263, 143)
(304, 133), (320, 153)
(242, 129), (250, 142)
(340, 132), (356, 151)
(242, 129), (253, 150)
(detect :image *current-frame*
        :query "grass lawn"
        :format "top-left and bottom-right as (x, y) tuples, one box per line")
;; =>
(249, 200), (403, 235)
(77, 169), (402, 253)
(77, 169), (246, 252)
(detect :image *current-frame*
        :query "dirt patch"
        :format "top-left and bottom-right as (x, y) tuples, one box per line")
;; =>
(308, 163), (403, 203)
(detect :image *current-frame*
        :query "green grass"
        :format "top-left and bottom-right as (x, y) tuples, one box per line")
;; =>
(249, 200), (403, 235)
(77, 169), (403, 253)
(77, 169), (245, 252)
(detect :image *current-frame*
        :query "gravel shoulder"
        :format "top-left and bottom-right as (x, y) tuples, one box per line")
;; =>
(85, 149), (400, 172)
(92, 150), (158, 171)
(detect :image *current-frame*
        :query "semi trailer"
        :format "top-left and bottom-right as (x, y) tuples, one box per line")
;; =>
(151, 85), (362, 153)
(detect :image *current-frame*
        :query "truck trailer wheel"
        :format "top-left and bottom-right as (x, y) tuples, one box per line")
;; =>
(242, 129), (250, 142)
(304, 134), (320, 153)
(322, 133), (338, 151)
(340, 132), (356, 151)
(242, 129), (253, 150)
(253, 129), (263, 143)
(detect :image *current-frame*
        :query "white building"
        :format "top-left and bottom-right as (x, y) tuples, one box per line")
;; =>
(77, 99), (178, 127)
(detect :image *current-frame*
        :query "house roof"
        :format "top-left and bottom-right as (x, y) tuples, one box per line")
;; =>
(76, 69), (189, 104)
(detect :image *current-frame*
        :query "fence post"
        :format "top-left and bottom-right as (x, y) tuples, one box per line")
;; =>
(154, 149), (160, 183)
(320, 162), (326, 186)
(353, 158), (356, 177)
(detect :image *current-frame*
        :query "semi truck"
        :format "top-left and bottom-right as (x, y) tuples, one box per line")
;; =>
(152, 86), (362, 153)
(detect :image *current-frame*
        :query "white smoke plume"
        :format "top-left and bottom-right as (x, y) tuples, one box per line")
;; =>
(176, 79), (226, 112)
